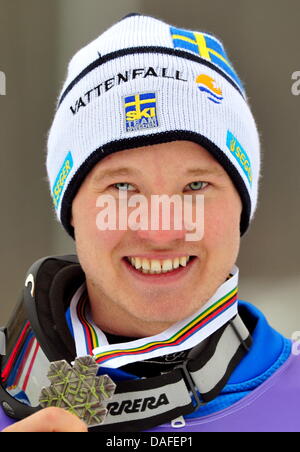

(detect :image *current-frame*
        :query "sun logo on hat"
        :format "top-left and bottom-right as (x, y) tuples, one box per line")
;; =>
(196, 74), (223, 104)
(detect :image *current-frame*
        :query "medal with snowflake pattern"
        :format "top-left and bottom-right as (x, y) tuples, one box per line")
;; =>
(39, 356), (116, 427)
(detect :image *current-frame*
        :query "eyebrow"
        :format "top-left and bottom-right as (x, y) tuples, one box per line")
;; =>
(92, 167), (142, 183)
(185, 167), (225, 177)
(92, 165), (224, 182)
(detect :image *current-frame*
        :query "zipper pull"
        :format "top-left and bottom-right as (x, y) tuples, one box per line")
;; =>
(171, 415), (186, 429)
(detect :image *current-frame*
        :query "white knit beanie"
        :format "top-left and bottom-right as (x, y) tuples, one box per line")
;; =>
(47, 13), (260, 237)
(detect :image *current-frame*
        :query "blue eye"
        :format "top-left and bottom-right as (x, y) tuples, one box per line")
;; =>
(113, 183), (135, 191)
(188, 181), (208, 191)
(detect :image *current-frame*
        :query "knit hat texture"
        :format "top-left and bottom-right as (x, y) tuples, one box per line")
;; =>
(47, 13), (260, 237)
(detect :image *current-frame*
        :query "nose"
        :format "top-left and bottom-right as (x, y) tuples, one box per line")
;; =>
(134, 201), (188, 245)
(136, 226), (187, 245)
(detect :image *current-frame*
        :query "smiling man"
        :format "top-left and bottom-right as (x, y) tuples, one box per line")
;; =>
(72, 140), (242, 338)
(1, 14), (300, 433)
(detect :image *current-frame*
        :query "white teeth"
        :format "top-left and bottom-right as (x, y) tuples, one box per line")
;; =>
(142, 258), (150, 272)
(127, 256), (192, 274)
(179, 256), (187, 267)
(162, 259), (173, 273)
(134, 257), (142, 269)
(150, 260), (162, 273)
(173, 257), (180, 269)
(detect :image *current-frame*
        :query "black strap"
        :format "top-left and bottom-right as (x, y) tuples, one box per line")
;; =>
(92, 315), (252, 432)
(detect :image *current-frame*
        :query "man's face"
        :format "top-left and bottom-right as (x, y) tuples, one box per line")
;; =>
(71, 141), (242, 337)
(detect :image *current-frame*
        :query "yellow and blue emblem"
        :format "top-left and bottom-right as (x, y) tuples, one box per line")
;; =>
(52, 152), (73, 210)
(124, 92), (159, 132)
(170, 26), (243, 93)
(196, 74), (223, 104)
(226, 131), (252, 186)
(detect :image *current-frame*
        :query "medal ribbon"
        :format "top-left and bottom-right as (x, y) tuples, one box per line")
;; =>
(70, 266), (239, 368)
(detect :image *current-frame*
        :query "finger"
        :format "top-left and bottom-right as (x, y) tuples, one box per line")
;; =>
(2, 407), (88, 433)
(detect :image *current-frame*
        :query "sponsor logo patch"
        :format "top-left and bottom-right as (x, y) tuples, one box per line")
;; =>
(196, 74), (223, 104)
(124, 92), (159, 132)
(226, 131), (252, 186)
(107, 393), (169, 416)
(52, 152), (73, 209)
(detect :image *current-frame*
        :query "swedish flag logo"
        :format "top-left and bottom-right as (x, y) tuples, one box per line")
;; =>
(170, 26), (243, 92)
(124, 92), (159, 132)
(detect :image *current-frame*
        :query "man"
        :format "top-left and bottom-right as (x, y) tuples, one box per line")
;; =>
(1, 13), (299, 432)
